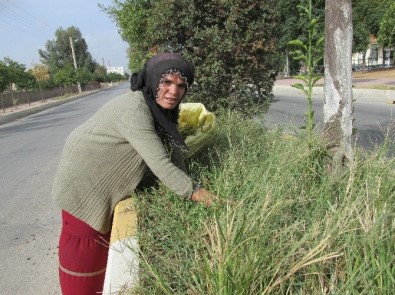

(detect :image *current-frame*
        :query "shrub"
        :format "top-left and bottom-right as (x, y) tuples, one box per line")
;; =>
(105, 0), (282, 115)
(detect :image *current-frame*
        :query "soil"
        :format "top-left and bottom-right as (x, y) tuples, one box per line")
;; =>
(352, 67), (395, 79)
(276, 67), (395, 89)
(351, 68), (395, 89)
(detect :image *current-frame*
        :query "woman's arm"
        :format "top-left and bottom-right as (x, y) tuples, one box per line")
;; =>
(116, 98), (193, 198)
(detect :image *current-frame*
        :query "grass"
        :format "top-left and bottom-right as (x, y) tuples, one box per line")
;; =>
(127, 111), (394, 294)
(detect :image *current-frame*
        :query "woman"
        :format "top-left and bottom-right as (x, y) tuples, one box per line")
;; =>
(52, 53), (215, 294)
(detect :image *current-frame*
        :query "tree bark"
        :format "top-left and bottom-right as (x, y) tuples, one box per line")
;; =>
(323, 0), (354, 175)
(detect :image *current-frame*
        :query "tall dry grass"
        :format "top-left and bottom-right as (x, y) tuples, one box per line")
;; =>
(129, 111), (394, 294)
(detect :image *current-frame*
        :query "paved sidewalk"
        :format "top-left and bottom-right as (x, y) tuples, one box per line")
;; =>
(274, 76), (395, 88)
(274, 76), (395, 104)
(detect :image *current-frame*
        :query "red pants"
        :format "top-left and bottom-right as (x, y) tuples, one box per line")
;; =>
(59, 210), (111, 295)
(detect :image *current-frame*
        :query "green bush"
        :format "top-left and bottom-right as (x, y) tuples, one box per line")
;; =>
(105, 0), (282, 115)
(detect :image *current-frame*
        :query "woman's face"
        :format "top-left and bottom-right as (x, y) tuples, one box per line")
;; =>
(156, 73), (187, 110)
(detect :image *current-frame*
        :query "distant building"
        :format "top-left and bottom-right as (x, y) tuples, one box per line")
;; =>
(352, 35), (394, 70)
(106, 66), (125, 75)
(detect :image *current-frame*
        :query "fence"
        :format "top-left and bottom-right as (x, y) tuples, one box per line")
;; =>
(0, 81), (102, 110)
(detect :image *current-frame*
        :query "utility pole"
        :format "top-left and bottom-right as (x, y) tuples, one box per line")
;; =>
(69, 37), (82, 93)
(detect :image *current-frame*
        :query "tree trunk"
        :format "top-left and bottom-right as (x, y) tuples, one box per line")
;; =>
(1, 93), (5, 113)
(39, 83), (44, 101)
(362, 52), (366, 71)
(10, 83), (16, 110)
(323, 0), (354, 175)
(285, 47), (290, 77)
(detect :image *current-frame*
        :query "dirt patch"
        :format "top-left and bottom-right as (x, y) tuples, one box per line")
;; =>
(352, 68), (395, 79)
(0, 98), (59, 117)
(351, 68), (395, 89)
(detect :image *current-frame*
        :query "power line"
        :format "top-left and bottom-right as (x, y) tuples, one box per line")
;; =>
(0, 17), (47, 40)
(0, 0), (53, 40)
(4, 0), (52, 32)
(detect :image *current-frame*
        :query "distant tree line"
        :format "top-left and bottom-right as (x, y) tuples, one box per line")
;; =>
(0, 26), (129, 110)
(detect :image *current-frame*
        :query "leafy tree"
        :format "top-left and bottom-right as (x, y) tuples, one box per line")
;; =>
(378, 2), (395, 48)
(76, 68), (93, 88)
(93, 65), (108, 83)
(0, 60), (8, 92)
(39, 26), (96, 75)
(277, 0), (325, 76)
(277, 0), (391, 72)
(104, 0), (281, 114)
(100, 0), (152, 72)
(53, 65), (77, 95)
(352, 0), (374, 68)
(0, 60), (9, 112)
(2, 58), (27, 109)
(16, 70), (36, 105)
(352, 0), (393, 68)
(106, 72), (126, 83)
(31, 64), (50, 101)
(352, 0), (392, 37)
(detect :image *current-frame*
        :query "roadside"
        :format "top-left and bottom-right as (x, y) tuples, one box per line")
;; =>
(274, 68), (395, 104)
(275, 67), (395, 89)
(1, 69), (394, 126)
(0, 83), (123, 126)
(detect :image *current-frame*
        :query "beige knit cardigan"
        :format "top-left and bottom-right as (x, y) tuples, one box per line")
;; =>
(52, 91), (193, 233)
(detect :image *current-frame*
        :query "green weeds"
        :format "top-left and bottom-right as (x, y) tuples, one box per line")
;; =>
(129, 112), (394, 294)
(288, 0), (324, 148)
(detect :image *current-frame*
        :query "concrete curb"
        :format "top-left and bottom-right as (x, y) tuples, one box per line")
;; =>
(103, 197), (139, 294)
(273, 85), (395, 105)
(0, 89), (102, 126)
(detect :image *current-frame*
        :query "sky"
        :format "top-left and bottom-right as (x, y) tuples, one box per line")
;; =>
(0, 0), (130, 72)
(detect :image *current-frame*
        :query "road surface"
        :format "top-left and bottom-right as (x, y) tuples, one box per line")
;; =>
(266, 86), (395, 151)
(0, 83), (129, 294)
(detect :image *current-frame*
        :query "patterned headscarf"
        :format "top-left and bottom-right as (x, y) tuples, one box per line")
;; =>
(130, 53), (195, 151)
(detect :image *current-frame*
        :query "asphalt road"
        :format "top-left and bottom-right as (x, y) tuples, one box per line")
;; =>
(0, 83), (129, 294)
(266, 86), (395, 152)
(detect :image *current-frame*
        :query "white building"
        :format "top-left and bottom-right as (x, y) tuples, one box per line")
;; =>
(106, 66), (125, 75)
(352, 35), (394, 70)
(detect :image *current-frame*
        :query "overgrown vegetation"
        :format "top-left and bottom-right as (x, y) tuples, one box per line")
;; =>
(126, 112), (394, 294)
(104, 0), (281, 115)
(377, 1), (395, 48)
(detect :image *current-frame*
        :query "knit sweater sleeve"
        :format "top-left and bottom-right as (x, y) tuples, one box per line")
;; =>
(116, 96), (193, 198)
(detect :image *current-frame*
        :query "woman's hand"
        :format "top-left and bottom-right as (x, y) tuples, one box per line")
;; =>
(191, 188), (216, 206)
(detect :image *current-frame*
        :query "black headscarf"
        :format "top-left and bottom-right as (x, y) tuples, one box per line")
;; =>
(130, 53), (195, 151)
